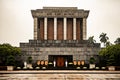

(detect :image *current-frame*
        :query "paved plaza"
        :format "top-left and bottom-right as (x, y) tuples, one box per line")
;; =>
(0, 70), (120, 80)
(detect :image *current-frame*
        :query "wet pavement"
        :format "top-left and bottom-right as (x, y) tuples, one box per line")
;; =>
(0, 70), (120, 80)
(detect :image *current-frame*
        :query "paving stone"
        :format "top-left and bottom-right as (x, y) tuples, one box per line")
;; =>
(0, 71), (120, 80)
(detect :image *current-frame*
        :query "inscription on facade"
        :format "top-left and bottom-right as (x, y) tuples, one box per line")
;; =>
(31, 7), (89, 18)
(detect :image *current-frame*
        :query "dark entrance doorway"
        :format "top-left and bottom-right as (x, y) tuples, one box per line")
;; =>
(57, 57), (64, 67)
(48, 55), (73, 68)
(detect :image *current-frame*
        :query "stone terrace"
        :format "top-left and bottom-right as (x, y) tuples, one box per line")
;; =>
(0, 70), (120, 80)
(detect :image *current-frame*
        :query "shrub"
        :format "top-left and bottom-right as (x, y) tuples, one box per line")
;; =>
(6, 55), (15, 66)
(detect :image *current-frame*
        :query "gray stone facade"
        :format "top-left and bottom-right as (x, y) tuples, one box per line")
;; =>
(20, 40), (100, 64)
(20, 7), (100, 66)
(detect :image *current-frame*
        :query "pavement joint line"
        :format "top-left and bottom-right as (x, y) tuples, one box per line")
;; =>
(0, 70), (120, 74)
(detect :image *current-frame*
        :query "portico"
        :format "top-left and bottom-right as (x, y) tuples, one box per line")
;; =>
(32, 7), (88, 41)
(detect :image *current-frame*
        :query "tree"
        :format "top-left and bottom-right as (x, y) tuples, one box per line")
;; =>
(88, 36), (96, 63)
(106, 41), (112, 47)
(6, 55), (15, 66)
(88, 36), (96, 44)
(0, 43), (21, 66)
(114, 37), (120, 44)
(99, 33), (109, 47)
(0, 45), (9, 65)
(99, 44), (120, 66)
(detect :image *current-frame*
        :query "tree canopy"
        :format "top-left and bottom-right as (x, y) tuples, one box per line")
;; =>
(0, 43), (21, 66)
(99, 32), (109, 47)
(88, 36), (96, 44)
(99, 44), (120, 66)
(114, 37), (120, 44)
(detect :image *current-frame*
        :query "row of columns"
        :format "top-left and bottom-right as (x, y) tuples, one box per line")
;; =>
(34, 17), (86, 40)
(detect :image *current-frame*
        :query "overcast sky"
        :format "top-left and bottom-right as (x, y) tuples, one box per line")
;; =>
(0, 0), (120, 46)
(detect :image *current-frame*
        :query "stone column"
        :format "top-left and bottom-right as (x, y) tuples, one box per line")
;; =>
(64, 18), (67, 40)
(73, 18), (76, 40)
(44, 17), (47, 40)
(54, 17), (57, 40)
(83, 18), (87, 40)
(34, 17), (38, 40)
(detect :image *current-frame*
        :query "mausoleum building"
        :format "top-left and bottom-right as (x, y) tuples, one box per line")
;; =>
(20, 7), (100, 68)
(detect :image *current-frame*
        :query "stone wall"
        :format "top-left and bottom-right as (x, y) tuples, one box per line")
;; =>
(20, 47), (100, 64)
(20, 40), (100, 64)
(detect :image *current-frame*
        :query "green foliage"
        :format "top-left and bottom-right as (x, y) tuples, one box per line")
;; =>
(107, 55), (115, 66)
(27, 56), (32, 64)
(114, 37), (120, 44)
(89, 57), (95, 64)
(99, 32), (109, 47)
(0, 43), (21, 66)
(106, 41), (112, 47)
(6, 55), (15, 66)
(88, 36), (96, 44)
(99, 44), (120, 66)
